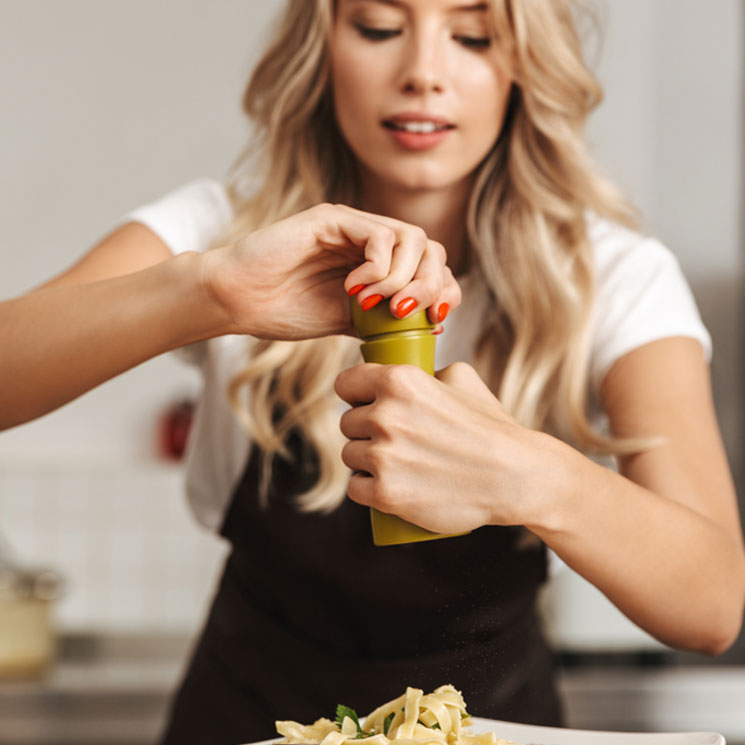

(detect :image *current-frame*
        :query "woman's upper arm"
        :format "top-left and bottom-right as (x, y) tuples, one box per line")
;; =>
(36, 221), (174, 290)
(600, 336), (743, 545)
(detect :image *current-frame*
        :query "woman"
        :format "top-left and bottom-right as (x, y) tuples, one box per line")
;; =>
(1, 0), (743, 742)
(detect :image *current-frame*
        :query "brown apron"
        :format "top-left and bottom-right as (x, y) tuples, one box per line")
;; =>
(159, 431), (563, 745)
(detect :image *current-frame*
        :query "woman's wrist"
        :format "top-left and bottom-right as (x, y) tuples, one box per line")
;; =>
(510, 430), (582, 539)
(175, 249), (244, 341)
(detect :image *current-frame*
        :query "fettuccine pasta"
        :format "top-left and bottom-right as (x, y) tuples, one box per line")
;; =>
(276, 685), (520, 745)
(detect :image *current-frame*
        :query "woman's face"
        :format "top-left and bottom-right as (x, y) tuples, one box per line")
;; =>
(330, 0), (513, 195)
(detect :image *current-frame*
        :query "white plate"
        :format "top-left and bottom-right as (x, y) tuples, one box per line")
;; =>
(249, 717), (726, 745)
(467, 716), (726, 745)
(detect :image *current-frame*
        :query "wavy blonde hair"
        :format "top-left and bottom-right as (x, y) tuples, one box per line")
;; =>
(224, 0), (638, 513)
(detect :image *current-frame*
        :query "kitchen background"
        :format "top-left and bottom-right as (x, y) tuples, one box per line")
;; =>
(0, 0), (743, 743)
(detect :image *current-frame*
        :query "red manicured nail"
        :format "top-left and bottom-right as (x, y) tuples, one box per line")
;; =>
(348, 284), (366, 297)
(361, 294), (384, 311)
(437, 303), (450, 322)
(395, 297), (417, 319)
(433, 324), (444, 335)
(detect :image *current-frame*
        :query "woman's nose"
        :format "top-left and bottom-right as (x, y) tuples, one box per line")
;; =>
(397, 33), (446, 95)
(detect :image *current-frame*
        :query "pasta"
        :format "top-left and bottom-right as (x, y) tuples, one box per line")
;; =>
(275, 685), (520, 745)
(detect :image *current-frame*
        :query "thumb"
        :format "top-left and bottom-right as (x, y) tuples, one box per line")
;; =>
(436, 362), (507, 415)
(436, 361), (487, 390)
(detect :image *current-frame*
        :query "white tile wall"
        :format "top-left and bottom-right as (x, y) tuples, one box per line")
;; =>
(0, 461), (228, 634)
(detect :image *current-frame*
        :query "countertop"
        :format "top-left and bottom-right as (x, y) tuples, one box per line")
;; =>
(1, 634), (744, 745)
(0, 633), (190, 745)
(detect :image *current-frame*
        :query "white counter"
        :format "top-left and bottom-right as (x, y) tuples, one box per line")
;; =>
(0, 634), (743, 745)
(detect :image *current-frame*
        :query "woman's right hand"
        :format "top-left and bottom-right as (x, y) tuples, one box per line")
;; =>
(201, 203), (461, 340)
(0, 204), (458, 430)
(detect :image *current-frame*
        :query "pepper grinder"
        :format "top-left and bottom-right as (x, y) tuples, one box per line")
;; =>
(350, 298), (469, 546)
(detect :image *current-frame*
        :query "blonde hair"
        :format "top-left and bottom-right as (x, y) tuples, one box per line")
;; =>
(225, 0), (639, 513)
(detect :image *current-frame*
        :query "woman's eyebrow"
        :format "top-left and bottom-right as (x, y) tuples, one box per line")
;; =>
(449, 2), (490, 11)
(346, 0), (489, 11)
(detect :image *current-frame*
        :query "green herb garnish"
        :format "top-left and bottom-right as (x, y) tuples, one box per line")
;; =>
(335, 705), (372, 739)
(383, 712), (395, 735)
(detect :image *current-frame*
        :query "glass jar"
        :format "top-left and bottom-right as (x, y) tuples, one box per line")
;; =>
(0, 562), (64, 678)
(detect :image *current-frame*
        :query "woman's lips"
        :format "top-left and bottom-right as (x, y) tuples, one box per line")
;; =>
(382, 114), (455, 151)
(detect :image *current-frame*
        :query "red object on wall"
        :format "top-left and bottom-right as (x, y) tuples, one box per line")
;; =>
(158, 399), (195, 460)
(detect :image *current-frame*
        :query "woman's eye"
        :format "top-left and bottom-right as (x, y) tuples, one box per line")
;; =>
(354, 24), (401, 41)
(454, 35), (491, 50)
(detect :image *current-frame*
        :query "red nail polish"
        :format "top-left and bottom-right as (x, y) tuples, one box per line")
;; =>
(395, 297), (416, 319)
(348, 284), (366, 297)
(437, 303), (450, 322)
(361, 294), (384, 311)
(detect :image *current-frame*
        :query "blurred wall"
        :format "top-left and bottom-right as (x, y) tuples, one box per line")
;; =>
(0, 0), (277, 463)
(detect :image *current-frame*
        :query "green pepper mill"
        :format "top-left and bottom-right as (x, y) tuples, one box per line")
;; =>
(350, 298), (469, 546)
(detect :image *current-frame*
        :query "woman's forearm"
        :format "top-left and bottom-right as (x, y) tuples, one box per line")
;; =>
(528, 439), (745, 654)
(0, 251), (229, 430)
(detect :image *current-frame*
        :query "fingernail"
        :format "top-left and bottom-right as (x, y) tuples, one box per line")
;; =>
(433, 324), (444, 335)
(437, 303), (450, 322)
(395, 297), (417, 319)
(361, 294), (384, 311)
(348, 284), (366, 297)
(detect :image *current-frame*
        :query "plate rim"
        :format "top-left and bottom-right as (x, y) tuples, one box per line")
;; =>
(467, 715), (726, 744)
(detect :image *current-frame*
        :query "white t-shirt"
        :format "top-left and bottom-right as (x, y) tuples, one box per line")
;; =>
(126, 180), (712, 531)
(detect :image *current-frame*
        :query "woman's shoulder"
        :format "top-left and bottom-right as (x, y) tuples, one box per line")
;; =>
(586, 212), (680, 285)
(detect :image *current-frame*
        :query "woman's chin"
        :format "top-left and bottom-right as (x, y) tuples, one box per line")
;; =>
(369, 165), (471, 196)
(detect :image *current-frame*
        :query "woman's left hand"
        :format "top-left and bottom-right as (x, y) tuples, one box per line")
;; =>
(334, 361), (560, 534)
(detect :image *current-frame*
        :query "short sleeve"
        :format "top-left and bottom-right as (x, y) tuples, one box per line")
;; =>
(589, 217), (712, 391)
(123, 179), (234, 366)
(123, 178), (233, 256)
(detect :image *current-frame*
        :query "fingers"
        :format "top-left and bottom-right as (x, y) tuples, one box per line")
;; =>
(346, 472), (376, 508)
(358, 230), (429, 307)
(339, 403), (374, 440)
(336, 364), (431, 490)
(345, 229), (432, 315)
(383, 239), (443, 318)
(354, 237), (460, 320)
(428, 264), (461, 325)
(336, 366), (388, 490)
(335, 362), (383, 406)
(340, 440), (374, 480)
(326, 205), (460, 319)
(341, 225), (397, 291)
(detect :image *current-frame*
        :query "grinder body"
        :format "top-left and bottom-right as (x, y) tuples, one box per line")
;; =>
(350, 300), (469, 546)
